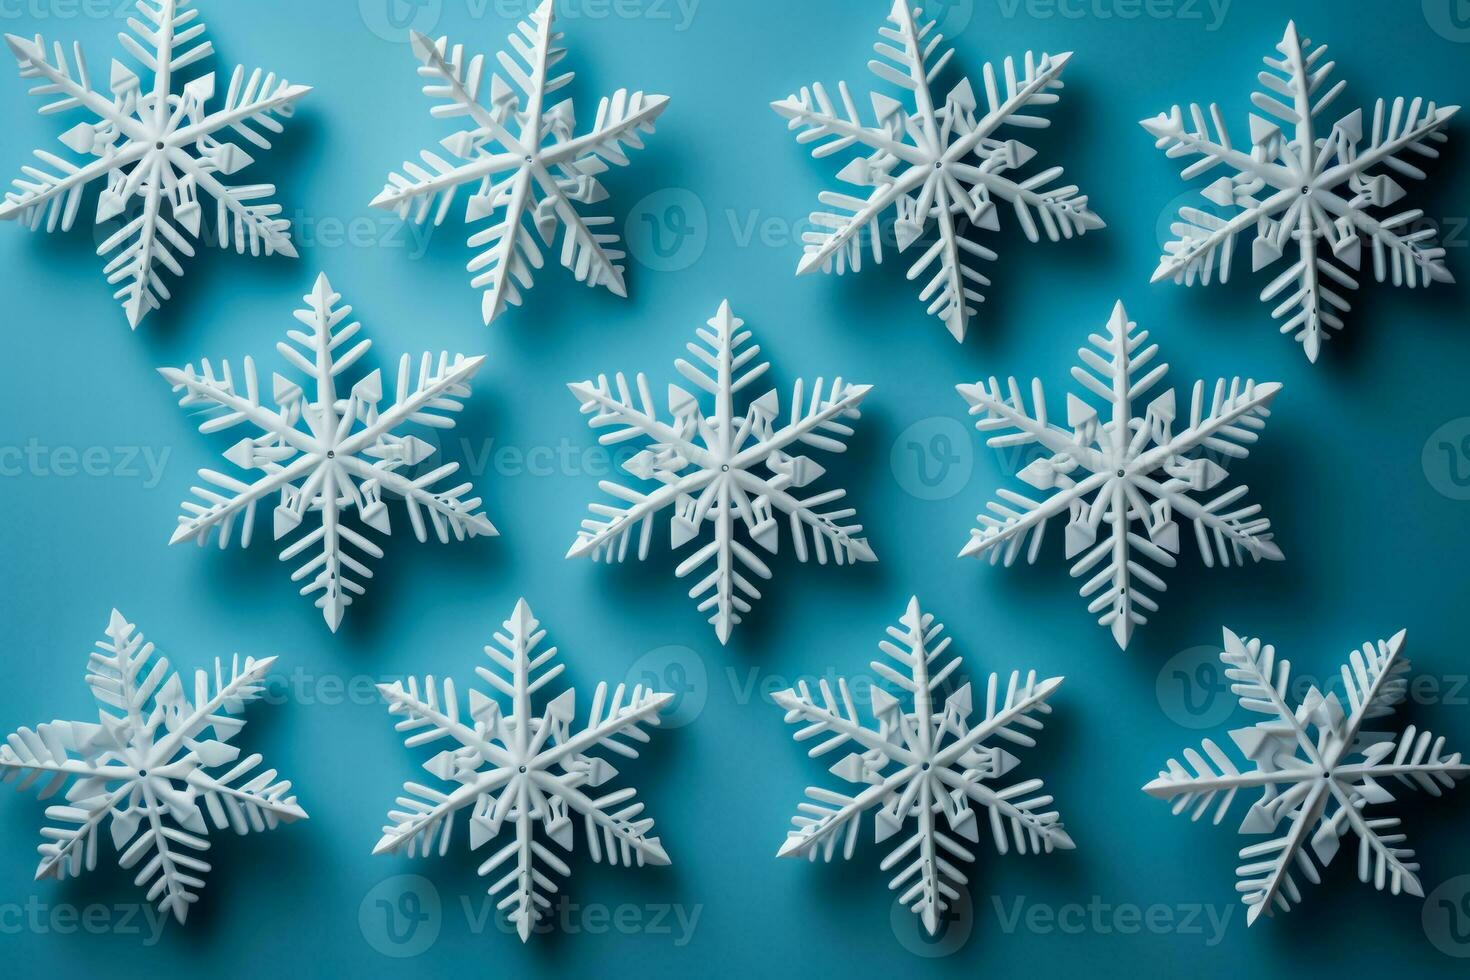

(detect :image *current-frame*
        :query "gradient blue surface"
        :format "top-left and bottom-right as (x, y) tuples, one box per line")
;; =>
(2, 0), (1470, 976)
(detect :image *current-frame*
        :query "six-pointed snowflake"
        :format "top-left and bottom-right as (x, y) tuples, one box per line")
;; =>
(772, 1), (1103, 342)
(374, 598), (672, 942)
(774, 596), (1072, 937)
(371, 0), (668, 326)
(958, 301), (1284, 650)
(1146, 627), (1469, 923)
(0, 0), (309, 328)
(159, 272), (498, 632)
(0, 609), (306, 924)
(567, 300), (875, 643)
(1143, 21), (1457, 362)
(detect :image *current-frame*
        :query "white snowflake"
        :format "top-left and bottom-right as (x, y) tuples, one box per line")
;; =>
(1146, 627), (1470, 924)
(374, 598), (672, 942)
(1143, 21), (1457, 362)
(774, 596), (1071, 937)
(567, 300), (875, 644)
(159, 272), (498, 632)
(371, 0), (668, 326)
(0, 0), (309, 328)
(772, 0), (1103, 343)
(0, 609), (305, 925)
(957, 301), (1284, 650)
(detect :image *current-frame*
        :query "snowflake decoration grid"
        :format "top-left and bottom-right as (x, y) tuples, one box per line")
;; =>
(958, 301), (1284, 650)
(160, 272), (498, 632)
(0, 609), (305, 924)
(0, 0), (308, 328)
(772, 0), (1103, 343)
(566, 300), (875, 644)
(1144, 21), (1458, 362)
(1146, 628), (1469, 924)
(372, 0), (668, 326)
(374, 598), (672, 942)
(774, 596), (1072, 938)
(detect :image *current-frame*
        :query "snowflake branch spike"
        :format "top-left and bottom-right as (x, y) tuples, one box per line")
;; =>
(370, 0), (668, 326)
(1145, 626), (1469, 924)
(0, 608), (306, 925)
(774, 595), (1070, 938)
(1142, 20), (1458, 362)
(373, 597), (673, 942)
(0, 0), (310, 329)
(566, 299), (876, 643)
(159, 271), (499, 632)
(772, 0), (1102, 342)
(957, 299), (1284, 649)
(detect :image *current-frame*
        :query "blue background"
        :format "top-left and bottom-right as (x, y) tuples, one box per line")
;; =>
(2, 0), (1469, 976)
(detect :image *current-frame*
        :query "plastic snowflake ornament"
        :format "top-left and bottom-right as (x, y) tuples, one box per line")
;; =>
(160, 273), (498, 632)
(372, 0), (668, 326)
(958, 301), (1284, 650)
(0, 609), (306, 924)
(0, 0), (309, 328)
(1146, 628), (1469, 923)
(775, 596), (1072, 936)
(1143, 21), (1457, 362)
(772, 1), (1103, 342)
(567, 300), (875, 644)
(375, 598), (672, 942)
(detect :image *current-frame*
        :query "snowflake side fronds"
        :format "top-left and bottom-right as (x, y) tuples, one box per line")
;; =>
(957, 302), (1282, 649)
(566, 301), (874, 643)
(370, 1), (667, 326)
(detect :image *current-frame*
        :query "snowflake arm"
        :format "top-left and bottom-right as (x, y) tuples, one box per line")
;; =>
(1145, 628), (1469, 924)
(774, 597), (1070, 938)
(371, 1), (668, 326)
(0, 1), (308, 329)
(567, 301), (875, 643)
(0, 610), (305, 924)
(958, 301), (1282, 649)
(374, 599), (672, 942)
(772, 1), (1102, 342)
(1143, 21), (1456, 361)
(159, 273), (498, 632)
